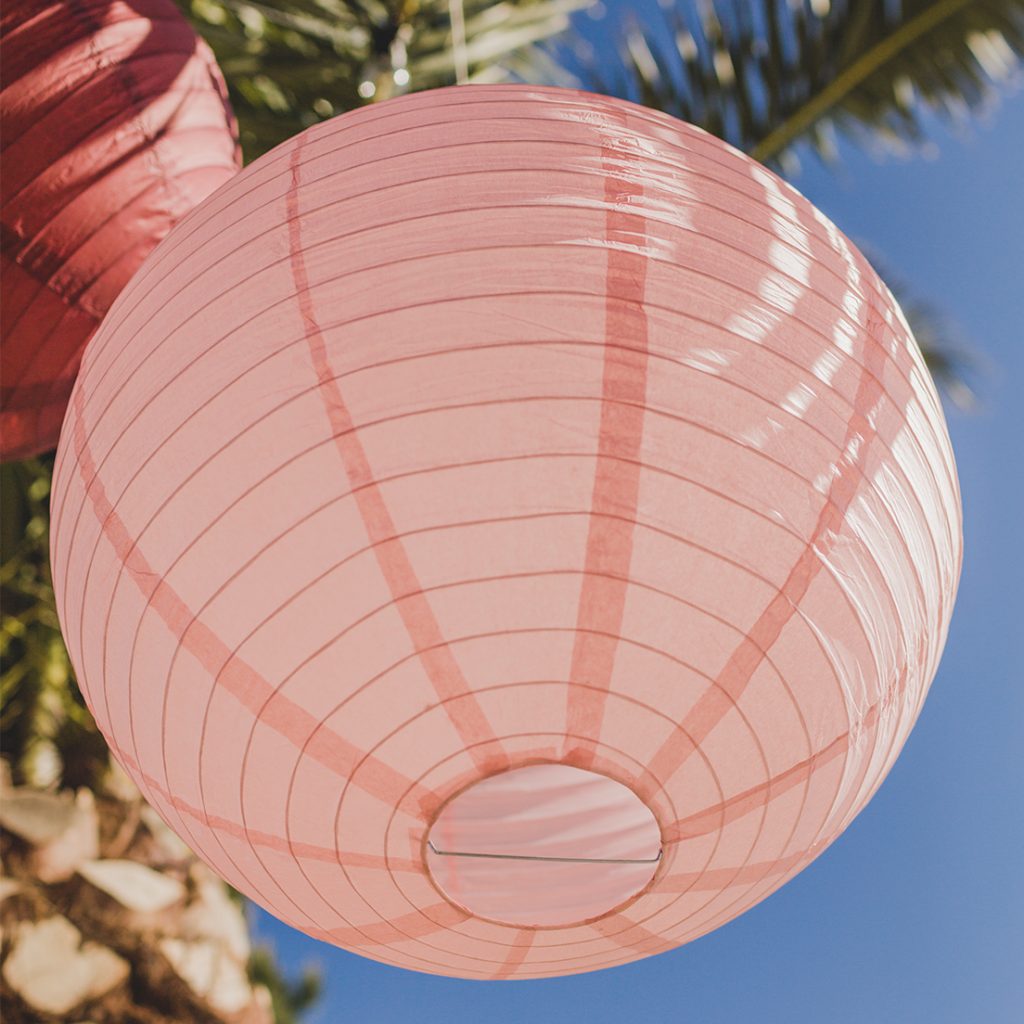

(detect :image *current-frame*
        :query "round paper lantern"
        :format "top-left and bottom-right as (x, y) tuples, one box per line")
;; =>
(1, 0), (240, 460)
(51, 86), (962, 979)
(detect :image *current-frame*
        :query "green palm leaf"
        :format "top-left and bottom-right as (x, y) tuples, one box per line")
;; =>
(184, 0), (587, 159)
(583, 0), (1023, 167)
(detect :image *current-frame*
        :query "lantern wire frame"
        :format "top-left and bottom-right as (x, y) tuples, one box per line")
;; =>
(49, 84), (962, 979)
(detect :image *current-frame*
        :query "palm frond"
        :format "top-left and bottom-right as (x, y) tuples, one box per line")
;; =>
(581, 0), (1024, 168)
(889, 279), (982, 410)
(183, 0), (587, 159)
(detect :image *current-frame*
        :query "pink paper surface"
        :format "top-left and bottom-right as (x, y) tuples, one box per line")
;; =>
(51, 84), (962, 979)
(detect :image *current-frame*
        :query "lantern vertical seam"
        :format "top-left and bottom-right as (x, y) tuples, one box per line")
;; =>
(638, 186), (866, 932)
(563, 126), (651, 768)
(590, 912), (674, 956)
(647, 248), (917, 944)
(284, 135), (509, 777)
(492, 928), (536, 979)
(649, 230), (909, 943)
(645, 306), (893, 788)
(659, 672), (906, 846)
(67, 384), (439, 816)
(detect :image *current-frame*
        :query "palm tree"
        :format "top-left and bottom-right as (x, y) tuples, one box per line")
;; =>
(585, 0), (1023, 167)
(2, 1), (1020, 1018)
(185, 0), (589, 158)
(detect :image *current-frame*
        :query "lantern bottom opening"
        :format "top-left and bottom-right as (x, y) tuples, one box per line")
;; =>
(424, 763), (662, 927)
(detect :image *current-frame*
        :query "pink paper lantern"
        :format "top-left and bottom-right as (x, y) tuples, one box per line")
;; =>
(51, 86), (962, 979)
(1, 0), (240, 460)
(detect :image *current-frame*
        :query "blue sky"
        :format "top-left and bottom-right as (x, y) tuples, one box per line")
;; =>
(253, 32), (1024, 1024)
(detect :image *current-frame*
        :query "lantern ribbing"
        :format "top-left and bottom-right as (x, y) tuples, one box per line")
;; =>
(51, 86), (962, 979)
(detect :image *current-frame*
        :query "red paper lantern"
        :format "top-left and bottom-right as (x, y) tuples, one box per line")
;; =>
(51, 86), (962, 978)
(1, 0), (240, 460)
